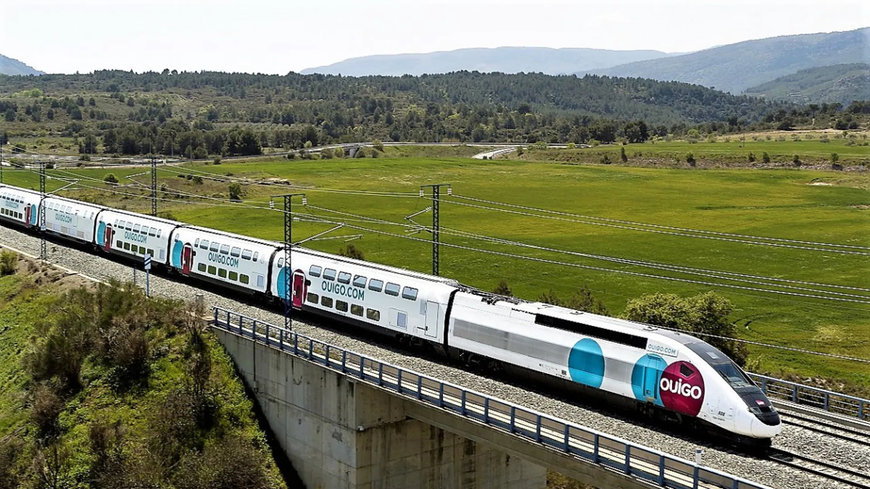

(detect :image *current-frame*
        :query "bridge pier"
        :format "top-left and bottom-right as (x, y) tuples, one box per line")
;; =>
(214, 328), (546, 489)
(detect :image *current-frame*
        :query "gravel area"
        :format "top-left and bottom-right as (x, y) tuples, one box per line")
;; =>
(2, 225), (866, 489)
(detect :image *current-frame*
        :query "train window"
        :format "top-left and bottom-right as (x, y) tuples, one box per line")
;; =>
(352, 275), (367, 287)
(133, 224), (141, 233)
(209, 242), (219, 252)
(116, 240), (123, 248)
(350, 304), (363, 316)
(208, 265), (217, 275)
(335, 300), (348, 312)
(534, 314), (648, 349)
(277, 258), (284, 268)
(321, 296), (333, 308)
(147, 249), (154, 257)
(118, 220), (126, 229)
(680, 364), (694, 377)
(124, 242), (131, 251)
(242, 249), (252, 260)
(366, 309), (381, 321)
(131, 245), (139, 254)
(385, 283), (400, 296)
(323, 268), (336, 281)
(229, 271), (238, 281)
(220, 244), (230, 254)
(401, 287), (418, 300)
(198, 263), (206, 272)
(218, 268), (227, 279)
(337, 272), (351, 284)
(240, 274), (250, 284)
(195, 238), (200, 247)
(368, 279), (383, 292)
(200, 240), (209, 250)
(252, 251), (259, 262)
(157, 229), (161, 238)
(230, 247), (241, 258)
(307, 292), (319, 303)
(148, 228), (156, 237)
(309, 265), (322, 277)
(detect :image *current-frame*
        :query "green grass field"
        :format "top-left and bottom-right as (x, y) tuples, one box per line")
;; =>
(4, 151), (869, 393)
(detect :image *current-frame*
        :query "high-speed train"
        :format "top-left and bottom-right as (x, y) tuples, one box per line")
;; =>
(0, 183), (781, 444)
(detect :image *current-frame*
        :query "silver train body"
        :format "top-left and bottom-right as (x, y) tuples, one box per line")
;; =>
(0, 184), (780, 441)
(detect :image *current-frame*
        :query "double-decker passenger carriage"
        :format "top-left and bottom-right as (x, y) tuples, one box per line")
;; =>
(169, 225), (280, 294)
(0, 185), (40, 229)
(282, 248), (459, 348)
(42, 196), (103, 244)
(95, 209), (180, 265)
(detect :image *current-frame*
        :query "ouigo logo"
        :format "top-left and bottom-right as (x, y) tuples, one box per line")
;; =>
(659, 361), (705, 416)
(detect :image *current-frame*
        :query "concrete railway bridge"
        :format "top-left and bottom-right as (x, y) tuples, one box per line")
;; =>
(210, 307), (768, 489)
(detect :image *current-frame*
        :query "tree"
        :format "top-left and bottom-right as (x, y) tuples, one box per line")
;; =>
(228, 183), (245, 201)
(538, 289), (561, 306)
(338, 243), (364, 260)
(623, 292), (747, 366)
(492, 279), (512, 296)
(564, 285), (608, 315)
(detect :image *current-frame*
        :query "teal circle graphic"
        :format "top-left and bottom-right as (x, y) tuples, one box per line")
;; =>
(568, 338), (605, 388)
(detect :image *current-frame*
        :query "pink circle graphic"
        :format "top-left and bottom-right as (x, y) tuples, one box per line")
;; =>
(659, 361), (705, 416)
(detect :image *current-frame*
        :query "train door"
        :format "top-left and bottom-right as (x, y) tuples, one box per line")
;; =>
(181, 244), (193, 275)
(104, 225), (113, 251)
(25, 205), (31, 226)
(424, 301), (438, 338)
(292, 270), (306, 308)
(636, 354), (666, 404)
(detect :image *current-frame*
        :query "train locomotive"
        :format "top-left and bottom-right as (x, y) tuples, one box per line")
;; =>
(0, 183), (781, 444)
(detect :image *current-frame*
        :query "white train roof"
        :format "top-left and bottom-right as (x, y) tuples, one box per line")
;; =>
(295, 247), (460, 287)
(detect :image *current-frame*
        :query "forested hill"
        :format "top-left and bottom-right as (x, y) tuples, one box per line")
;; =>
(0, 69), (827, 154)
(0, 69), (778, 127)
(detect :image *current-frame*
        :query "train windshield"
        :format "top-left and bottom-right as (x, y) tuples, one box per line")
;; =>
(686, 341), (755, 389)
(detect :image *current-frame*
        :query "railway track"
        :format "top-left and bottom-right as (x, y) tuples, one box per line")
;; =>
(780, 411), (870, 448)
(768, 448), (870, 488)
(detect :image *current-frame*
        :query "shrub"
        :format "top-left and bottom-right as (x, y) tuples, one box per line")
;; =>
(564, 285), (608, 315)
(372, 140), (384, 152)
(762, 152), (770, 164)
(493, 279), (512, 296)
(103, 173), (119, 184)
(0, 250), (17, 275)
(213, 157), (221, 165)
(747, 152), (756, 163)
(620, 146), (628, 163)
(686, 152), (696, 166)
(338, 243), (364, 260)
(29, 382), (64, 441)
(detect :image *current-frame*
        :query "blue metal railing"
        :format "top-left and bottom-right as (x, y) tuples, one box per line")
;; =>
(210, 307), (769, 489)
(748, 373), (868, 421)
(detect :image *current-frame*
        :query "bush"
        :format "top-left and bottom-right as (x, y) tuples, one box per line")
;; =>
(213, 157), (221, 165)
(762, 152), (770, 164)
(686, 152), (696, 166)
(0, 250), (17, 275)
(103, 173), (119, 184)
(493, 279), (512, 296)
(338, 243), (364, 260)
(228, 183), (245, 201)
(29, 382), (64, 441)
(372, 140), (384, 152)
(623, 291), (748, 366)
(564, 285), (608, 315)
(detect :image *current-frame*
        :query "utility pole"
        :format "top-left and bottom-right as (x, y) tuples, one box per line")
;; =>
(270, 193), (306, 330)
(419, 183), (451, 276)
(0, 138), (4, 184)
(39, 160), (46, 261)
(151, 155), (157, 216)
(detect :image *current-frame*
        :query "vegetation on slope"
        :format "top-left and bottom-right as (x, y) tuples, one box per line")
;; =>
(0, 251), (288, 489)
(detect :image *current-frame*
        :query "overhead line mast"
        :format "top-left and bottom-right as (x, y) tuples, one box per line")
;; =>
(419, 183), (451, 276)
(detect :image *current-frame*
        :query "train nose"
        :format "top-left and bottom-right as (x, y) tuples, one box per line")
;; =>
(750, 413), (782, 438)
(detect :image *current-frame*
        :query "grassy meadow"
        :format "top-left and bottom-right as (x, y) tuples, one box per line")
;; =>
(3, 147), (869, 392)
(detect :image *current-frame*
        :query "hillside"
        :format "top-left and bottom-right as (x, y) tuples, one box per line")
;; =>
(590, 28), (869, 94)
(0, 54), (44, 76)
(300, 47), (671, 76)
(0, 251), (288, 488)
(743, 63), (870, 105)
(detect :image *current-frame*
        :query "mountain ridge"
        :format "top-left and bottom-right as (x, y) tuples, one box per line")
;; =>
(0, 54), (44, 76)
(587, 28), (869, 94)
(300, 46), (674, 76)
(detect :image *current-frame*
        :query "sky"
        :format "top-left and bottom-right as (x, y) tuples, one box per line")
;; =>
(1, 0), (868, 75)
